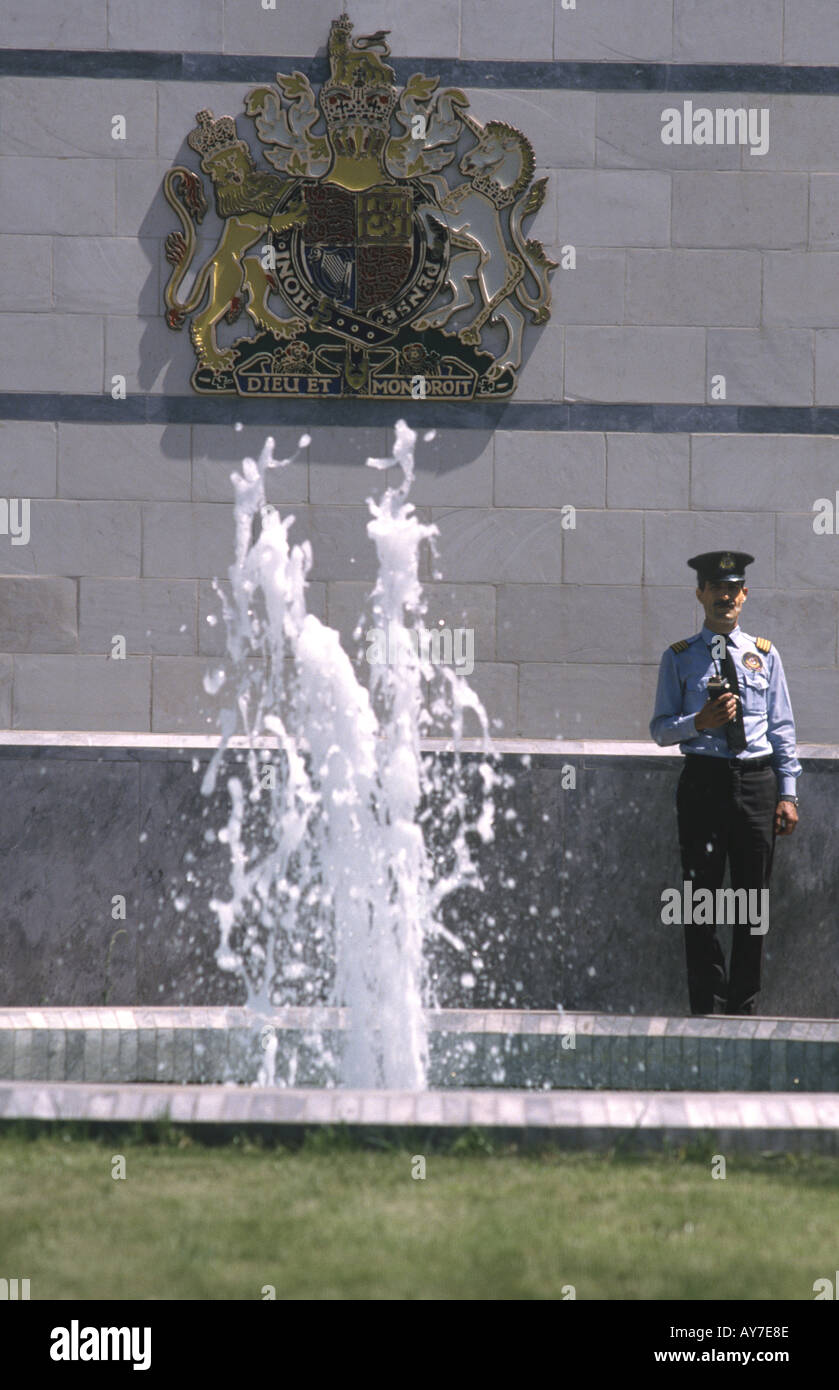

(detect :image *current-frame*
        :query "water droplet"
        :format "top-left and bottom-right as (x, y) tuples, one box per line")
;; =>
(203, 667), (226, 695)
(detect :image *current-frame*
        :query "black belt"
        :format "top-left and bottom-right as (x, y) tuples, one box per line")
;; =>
(683, 754), (775, 772)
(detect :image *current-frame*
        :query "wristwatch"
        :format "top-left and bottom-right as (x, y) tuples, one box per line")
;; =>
(779, 796), (799, 807)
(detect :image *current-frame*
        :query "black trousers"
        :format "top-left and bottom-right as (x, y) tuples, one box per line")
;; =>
(676, 756), (777, 1013)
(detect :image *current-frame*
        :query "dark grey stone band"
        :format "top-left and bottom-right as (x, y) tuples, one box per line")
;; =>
(4, 394), (839, 434)
(4, 52), (839, 94)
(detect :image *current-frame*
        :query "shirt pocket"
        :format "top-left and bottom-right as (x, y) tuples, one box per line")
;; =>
(740, 671), (769, 713)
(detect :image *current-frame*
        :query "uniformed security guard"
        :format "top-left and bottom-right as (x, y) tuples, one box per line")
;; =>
(650, 551), (800, 1015)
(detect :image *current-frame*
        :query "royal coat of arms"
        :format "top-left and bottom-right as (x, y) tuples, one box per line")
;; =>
(162, 13), (555, 399)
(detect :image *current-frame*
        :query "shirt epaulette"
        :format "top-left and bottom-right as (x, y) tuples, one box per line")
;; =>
(755, 637), (772, 654)
(670, 639), (690, 653)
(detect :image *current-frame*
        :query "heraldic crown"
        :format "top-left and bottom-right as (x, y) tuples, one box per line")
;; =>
(162, 13), (556, 400)
(318, 11), (399, 164)
(187, 110), (248, 164)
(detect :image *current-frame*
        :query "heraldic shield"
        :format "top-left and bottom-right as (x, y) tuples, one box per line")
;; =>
(162, 13), (556, 399)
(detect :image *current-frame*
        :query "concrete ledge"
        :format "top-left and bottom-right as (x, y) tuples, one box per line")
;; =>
(4, 1005), (838, 1038)
(2, 1081), (838, 1153)
(0, 732), (837, 759)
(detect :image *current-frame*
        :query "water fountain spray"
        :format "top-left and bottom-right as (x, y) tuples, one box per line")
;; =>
(202, 421), (497, 1088)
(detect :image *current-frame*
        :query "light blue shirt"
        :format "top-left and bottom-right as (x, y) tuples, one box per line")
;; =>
(650, 624), (801, 799)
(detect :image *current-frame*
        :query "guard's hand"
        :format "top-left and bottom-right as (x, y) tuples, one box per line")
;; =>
(775, 800), (799, 836)
(694, 693), (739, 731)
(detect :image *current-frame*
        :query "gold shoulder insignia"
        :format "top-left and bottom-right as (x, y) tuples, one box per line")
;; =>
(670, 639), (689, 653)
(755, 636), (772, 654)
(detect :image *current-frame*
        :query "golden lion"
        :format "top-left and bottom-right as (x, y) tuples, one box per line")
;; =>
(163, 143), (308, 372)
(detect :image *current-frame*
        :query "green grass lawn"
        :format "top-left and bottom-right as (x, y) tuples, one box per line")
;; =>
(1, 1127), (837, 1300)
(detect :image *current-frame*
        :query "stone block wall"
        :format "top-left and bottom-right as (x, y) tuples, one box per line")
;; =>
(1, 0), (839, 742)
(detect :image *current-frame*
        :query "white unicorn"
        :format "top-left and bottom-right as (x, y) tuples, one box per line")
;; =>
(415, 117), (556, 379)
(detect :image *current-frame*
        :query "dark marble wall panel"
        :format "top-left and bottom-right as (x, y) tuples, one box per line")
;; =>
(1, 749), (836, 1017)
(135, 756), (240, 1007)
(0, 758), (140, 1005)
